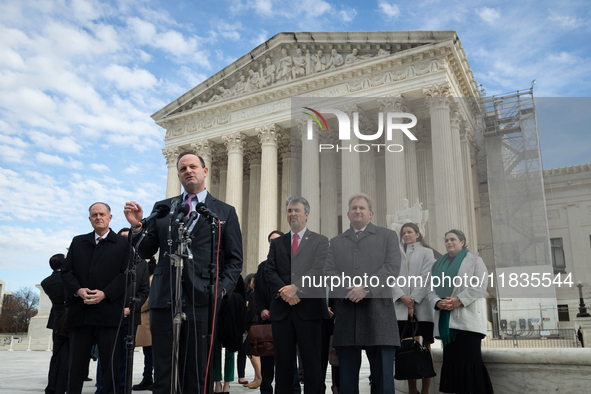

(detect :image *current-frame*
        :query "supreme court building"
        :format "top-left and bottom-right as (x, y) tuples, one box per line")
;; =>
(152, 31), (482, 276)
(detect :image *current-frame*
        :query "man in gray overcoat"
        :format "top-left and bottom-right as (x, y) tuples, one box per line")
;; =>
(324, 193), (401, 394)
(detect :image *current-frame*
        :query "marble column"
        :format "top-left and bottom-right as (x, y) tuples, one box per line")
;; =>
(374, 146), (387, 228)
(378, 97), (407, 218)
(257, 124), (280, 263)
(246, 151), (262, 272)
(210, 169), (220, 201)
(450, 106), (468, 233)
(163, 146), (181, 198)
(191, 140), (214, 192)
(416, 128), (431, 242)
(461, 125), (478, 249)
(281, 144), (293, 230)
(405, 139), (419, 206)
(299, 120), (320, 232)
(424, 83), (460, 251)
(242, 170), (250, 274)
(219, 164), (228, 204)
(320, 131), (339, 239)
(340, 104), (362, 221)
(223, 132), (246, 226)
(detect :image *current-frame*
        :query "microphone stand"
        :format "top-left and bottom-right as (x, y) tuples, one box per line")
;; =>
(124, 230), (147, 394)
(170, 216), (192, 394)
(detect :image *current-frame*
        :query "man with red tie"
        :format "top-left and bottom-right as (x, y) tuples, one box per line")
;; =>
(265, 196), (329, 393)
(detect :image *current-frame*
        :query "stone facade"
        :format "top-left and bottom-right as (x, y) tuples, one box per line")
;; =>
(152, 31), (482, 275)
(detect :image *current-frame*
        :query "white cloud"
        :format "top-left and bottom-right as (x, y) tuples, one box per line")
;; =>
(0, 145), (26, 162)
(36, 152), (65, 165)
(378, 0), (400, 19)
(250, 30), (268, 47)
(123, 164), (140, 174)
(339, 8), (357, 22)
(103, 64), (158, 91)
(548, 11), (584, 30)
(0, 134), (27, 148)
(217, 21), (242, 41)
(548, 52), (580, 64)
(29, 132), (83, 155)
(476, 7), (500, 24)
(90, 163), (110, 172)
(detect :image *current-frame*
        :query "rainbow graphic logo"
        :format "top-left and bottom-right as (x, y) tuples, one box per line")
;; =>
(302, 107), (329, 132)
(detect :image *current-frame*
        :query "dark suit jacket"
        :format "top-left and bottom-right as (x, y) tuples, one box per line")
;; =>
(41, 270), (66, 330)
(254, 260), (271, 318)
(324, 222), (401, 347)
(265, 230), (329, 322)
(137, 193), (243, 309)
(61, 229), (130, 328)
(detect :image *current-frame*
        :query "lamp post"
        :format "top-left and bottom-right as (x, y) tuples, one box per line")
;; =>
(576, 281), (590, 318)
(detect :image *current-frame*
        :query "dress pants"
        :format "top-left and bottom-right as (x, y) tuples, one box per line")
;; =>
(46, 331), (69, 394)
(68, 326), (119, 394)
(150, 303), (211, 394)
(271, 310), (322, 394)
(141, 346), (153, 380)
(335, 345), (395, 394)
(259, 355), (302, 394)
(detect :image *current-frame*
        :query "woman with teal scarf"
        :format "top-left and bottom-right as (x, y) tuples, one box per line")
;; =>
(430, 230), (493, 394)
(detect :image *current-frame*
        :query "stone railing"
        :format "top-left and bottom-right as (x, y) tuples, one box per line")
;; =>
(395, 348), (591, 394)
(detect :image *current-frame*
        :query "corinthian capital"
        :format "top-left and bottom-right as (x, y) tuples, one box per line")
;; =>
(191, 139), (214, 161)
(162, 146), (180, 165)
(223, 132), (247, 154)
(423, 82), (454, 111)
(256, 124), (281, 146)
(378, 96), (407, 112)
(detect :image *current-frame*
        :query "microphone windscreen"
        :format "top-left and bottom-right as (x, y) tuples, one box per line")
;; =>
(154, 203), (170, 219)
(178, 203), (190, 216)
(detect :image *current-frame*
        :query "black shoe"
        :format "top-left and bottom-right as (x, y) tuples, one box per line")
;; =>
(84, 377), (93, 382)
(132, 379), (154, 391)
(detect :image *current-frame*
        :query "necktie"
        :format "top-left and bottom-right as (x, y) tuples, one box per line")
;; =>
(356, 230), (363, 238)
(97, 237), (103, 244)
(292, 233), (299, 257)
(186, 193), (196, 217)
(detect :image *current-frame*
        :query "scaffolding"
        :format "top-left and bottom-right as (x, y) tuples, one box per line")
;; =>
(477, 89), (553, 270)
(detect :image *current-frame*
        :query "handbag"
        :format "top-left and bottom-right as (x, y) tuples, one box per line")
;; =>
(249, 323), (274, 357)
(394, 315), (436, 381)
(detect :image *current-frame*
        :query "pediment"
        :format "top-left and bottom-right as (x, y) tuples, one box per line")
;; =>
(152, 31), (460, 123)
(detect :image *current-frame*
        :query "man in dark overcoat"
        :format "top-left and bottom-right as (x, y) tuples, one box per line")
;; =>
(324, 193), (401, 394)
(123, 152), (243, 394)
(41, 253), (68, 394)
(61, 202), (130, 394)
(265, 196), (329, 394)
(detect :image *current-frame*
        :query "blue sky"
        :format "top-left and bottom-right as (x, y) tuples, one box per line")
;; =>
(1, 0), (590, 293)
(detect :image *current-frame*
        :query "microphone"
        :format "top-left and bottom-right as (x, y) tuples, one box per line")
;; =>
(195, 202), (219, 221)
(184, 211), (199, 231)
(174, 203), (190, 224)
(169, 198), (181, 216)
(135, 203), (170, 229)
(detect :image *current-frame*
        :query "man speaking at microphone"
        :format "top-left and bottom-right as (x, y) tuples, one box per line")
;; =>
(124, 152), (243, 394)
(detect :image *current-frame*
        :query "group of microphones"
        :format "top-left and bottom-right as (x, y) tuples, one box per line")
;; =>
(133, 198), (219, 232)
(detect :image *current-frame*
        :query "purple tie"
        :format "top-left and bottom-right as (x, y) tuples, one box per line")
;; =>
(186, 194), (196, 217)
(356, 230), (363, 238)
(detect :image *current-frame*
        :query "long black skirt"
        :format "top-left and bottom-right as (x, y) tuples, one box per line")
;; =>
(439, 330), (493, 394)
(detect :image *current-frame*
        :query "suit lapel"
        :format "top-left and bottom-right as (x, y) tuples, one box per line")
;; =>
(282, 232), (292, 257)
(294, 229), (311, 258)
(190, 193), (217, 235)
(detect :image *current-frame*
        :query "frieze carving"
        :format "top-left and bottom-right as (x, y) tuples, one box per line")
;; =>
(347, 58), (445, 93)
(175, 43), (442, 113)
(166, 113), (231, 138)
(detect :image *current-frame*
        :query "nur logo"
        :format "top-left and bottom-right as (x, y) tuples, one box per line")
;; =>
(302, 107), (418, 153)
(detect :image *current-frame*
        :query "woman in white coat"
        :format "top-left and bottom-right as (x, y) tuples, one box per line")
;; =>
(430, 229), (493, 394)
(393, 222), (440, 394)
